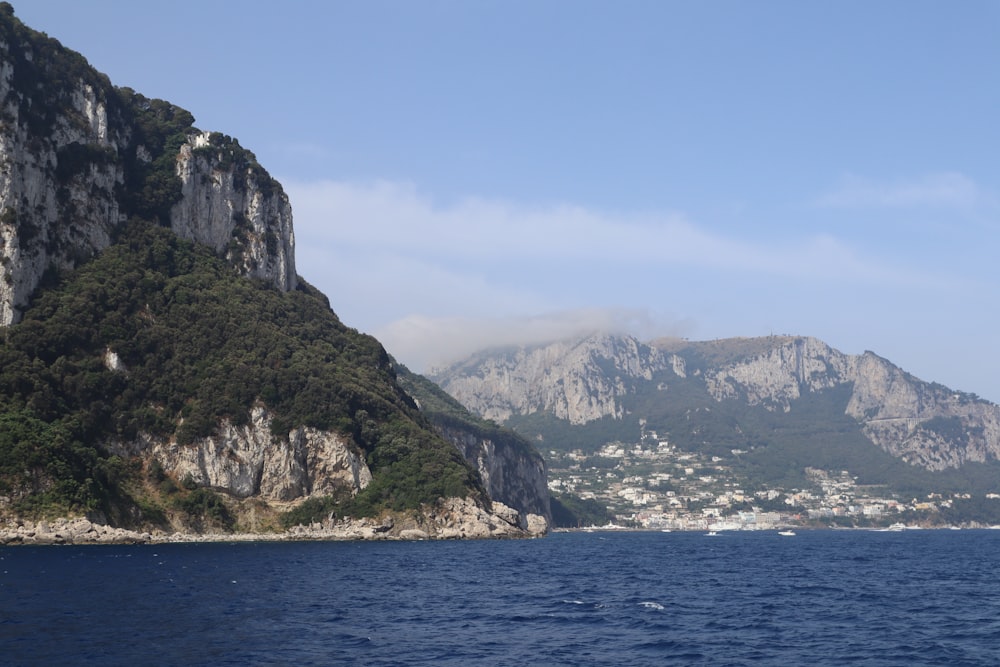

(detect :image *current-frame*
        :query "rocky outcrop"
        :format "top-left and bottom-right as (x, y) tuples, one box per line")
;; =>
(0, 497), (546, 545)
(0, 62), (126, 325)
(0, 16), (295, 326)
(106, 406), (372, 501)
(0, 518), (151, 545)
(171, 132), (296, 292)
(433, 334), (677, 425)
(691, 336), (1000, 470)
(438, 333), (1000, 473)
(405, 498), (543, 539)
(438, 424), (550, 529)
(702, 336), (854, 411)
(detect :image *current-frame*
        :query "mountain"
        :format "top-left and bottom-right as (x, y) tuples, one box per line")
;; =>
(0, 5), (544, 539)
(431, 333), (1000, 496)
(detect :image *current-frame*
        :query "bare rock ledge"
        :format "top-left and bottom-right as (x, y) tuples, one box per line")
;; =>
(0, 499), (548, 546)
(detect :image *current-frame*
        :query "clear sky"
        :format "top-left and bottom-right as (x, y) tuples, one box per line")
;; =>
(16, 1), (1000, 401)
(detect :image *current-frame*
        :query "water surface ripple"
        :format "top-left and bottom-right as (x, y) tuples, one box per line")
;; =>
(2, 530), (999, 665)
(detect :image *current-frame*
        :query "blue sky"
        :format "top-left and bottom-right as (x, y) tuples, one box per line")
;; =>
(17, 1), (1000, 400)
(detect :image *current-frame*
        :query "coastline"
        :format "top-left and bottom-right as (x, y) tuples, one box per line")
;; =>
(0, 499), (549, 546)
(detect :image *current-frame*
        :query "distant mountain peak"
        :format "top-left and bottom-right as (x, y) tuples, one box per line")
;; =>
(434, 333), (1000, 482)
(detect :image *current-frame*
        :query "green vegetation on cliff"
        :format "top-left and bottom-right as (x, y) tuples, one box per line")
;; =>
(0, 222), (486, 522)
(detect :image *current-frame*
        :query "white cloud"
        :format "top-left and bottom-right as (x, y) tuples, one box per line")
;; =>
(377, 308), (696, 373)
(284, 179), (929, 285)
(816, 172), (990, 210)
(281, 179), (956, 371)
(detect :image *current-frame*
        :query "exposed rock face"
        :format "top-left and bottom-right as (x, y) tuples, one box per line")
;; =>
(0, 497), (548, 544)
(0, 25), (296, 326)
(703, 336), (854, 411)
(107, 407), (372, 501)
(437, 333), (1000, 473)
(418, 498), (540, 539)
(433, 334), (676, 425)
(0, 68), (125, 325)
(438, 424), (550, 529)
(171, 132), (296, 292)
(700, 337), (1000, 470)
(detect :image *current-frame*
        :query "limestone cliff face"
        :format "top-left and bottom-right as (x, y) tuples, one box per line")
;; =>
(437, 424), (550, 527)
(171, 132), (296, 292)
(0, 22), (295, 326)
(0, 64), (125, 325)
(437, 333), (1000, 473)
(434, 334), (677, 425)
(108, 406), (372, 501)
(702, 337), (855, 410)
(691, 336), (1000, 470)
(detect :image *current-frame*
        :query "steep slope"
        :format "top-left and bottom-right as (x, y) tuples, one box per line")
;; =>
(0, 221), (488, 527)
(0, 5), (539, 538)
(395, 364), (550, 529)
(433, 333), (1000, 494)
(437, 334), (675, 424)
(0, 3), (295, 327)
(664, 336), (1000, 471)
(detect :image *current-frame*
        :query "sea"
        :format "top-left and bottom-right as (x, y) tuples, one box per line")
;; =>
(2, 529), (1000, 666)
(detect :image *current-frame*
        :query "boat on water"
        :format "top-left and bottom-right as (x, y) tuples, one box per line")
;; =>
(778, 530), (796, 536)
(878, 523), (907, 532)
(706, 531), (720, 536)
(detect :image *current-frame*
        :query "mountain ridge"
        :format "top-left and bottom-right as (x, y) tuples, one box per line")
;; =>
(432, 332), (1000, 494)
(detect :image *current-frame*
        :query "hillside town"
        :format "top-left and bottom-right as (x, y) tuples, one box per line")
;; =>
(545, 429), (994, 530)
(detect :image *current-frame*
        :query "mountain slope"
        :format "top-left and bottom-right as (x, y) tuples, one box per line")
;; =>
(394, 364), (550, 526)
(0, 5), (541, 537)
(0, 4), (295, 325)
(0, 221), (486, 523)
(432, 333), (1000, 495)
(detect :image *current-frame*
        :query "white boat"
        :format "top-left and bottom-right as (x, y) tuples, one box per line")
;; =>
(877, 523), (906, 532)
(778, 530), (796, 536)
(706, 531), (719, 536)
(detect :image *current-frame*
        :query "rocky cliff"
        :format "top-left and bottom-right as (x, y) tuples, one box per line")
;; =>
(0, 10), (295, 326)
(107, 406), (373, 502)
(692, 336), (1000, 471)
(0, 6), (543, 539)
(436, 425), (549, 528)
(435, 334), (676, 425)
(394, 363), (550, 528)
(433, 333), (1000, 476)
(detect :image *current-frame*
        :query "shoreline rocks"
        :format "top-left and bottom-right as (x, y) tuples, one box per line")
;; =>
(0, 498), (549, 546)
(0, 517), (152, 545)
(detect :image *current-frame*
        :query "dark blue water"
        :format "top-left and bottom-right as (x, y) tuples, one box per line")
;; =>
(2, 530), (1000, 666)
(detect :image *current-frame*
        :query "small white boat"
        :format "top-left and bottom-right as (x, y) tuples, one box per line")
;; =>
(706, 531), (719, 536)
(778, 530), (796, 536)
